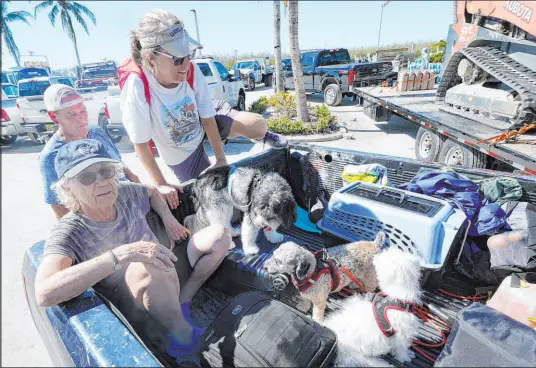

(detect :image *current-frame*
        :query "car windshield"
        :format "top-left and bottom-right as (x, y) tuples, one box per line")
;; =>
(16, 68), (49, 80)
(282, 59), (291, 67)
(318, 50), (351, 66)
(233, 62), (254, 69)
(2, 85), (18, 97)
(18, 80), (51, 97)
(82, 68), (117, 79)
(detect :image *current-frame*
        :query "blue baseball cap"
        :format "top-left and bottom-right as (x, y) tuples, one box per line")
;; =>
(54, 139), (119, 179)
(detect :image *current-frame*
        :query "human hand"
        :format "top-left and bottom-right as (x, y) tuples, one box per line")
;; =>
(112, 241), (178, 271)
(163, 217), (191, 249)
(200, 158), (228, 175)
(155, 183), (183, 209)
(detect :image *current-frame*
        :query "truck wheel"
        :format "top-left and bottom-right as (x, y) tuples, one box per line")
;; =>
(264, 74), (273, 87)
(0, 135), (17, 145)
(248, 77), (256, 91)
(99, 114), (122, 144)
(324, 84), (342, 106)
(415, 128), (444, 161)
(27, 132), (44, 145)
(438, 139), (487, 168)
(236, 93), (246, 111)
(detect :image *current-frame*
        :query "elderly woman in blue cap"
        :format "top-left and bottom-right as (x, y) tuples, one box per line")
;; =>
(34, 139), (231, 357)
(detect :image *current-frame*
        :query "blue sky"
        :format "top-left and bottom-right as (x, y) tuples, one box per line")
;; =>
(2, 1), (454, 69)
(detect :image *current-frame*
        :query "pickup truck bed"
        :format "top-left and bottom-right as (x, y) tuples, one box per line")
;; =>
(354, 86), (536, 175)
(23, 144), (536, 367)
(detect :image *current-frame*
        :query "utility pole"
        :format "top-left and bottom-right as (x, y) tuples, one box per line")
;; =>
(377, 1), (390, 51)
(190, 9), (202, 56)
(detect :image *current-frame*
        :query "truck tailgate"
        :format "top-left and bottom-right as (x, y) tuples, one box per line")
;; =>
(17, 96), (52, 124)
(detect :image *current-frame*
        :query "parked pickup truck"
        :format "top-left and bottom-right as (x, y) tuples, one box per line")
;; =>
(16, 76), (107, 144)
(100, 57), (246, 143)
(230, 58), (273, 91)
(75, 61), (118, 93)
(1, 89), (22, 144)
(23, 143), (536, 367)
(282, 48), (396, 106)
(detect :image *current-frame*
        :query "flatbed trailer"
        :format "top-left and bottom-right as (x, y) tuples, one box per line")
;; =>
(353, 85), (536, 176)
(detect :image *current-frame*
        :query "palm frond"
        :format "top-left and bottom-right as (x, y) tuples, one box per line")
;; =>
(67, 4), (90, 34)
(48, 4), (59, 26)
(69, 2), (96, 25)
(60, 8), (76, 44)
(4, 11), (33, 25)
(34, 0), (54, 17)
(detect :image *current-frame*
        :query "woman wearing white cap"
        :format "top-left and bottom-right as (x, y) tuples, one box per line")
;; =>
(119, 9), (287, 209)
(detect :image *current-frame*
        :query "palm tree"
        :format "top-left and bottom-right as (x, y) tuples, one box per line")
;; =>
(273, 1), (284, 93)
(287, 0), (309, 122)
(1, 1), (32, 67)
(34, 0), (96, 77)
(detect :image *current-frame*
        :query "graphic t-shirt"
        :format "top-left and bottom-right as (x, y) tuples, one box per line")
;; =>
(120, 62), (216, 165)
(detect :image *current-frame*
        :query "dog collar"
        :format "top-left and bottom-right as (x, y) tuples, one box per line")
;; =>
(365, 292), (416, 337)
(227, 166), (251, 210)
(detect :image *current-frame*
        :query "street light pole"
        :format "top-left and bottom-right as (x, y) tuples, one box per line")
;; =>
(190, 9), (202, 56)
(377, 1), (390, 51)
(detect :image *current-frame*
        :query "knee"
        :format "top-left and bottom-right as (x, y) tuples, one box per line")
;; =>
(207, 225), (232, 255)
(126, 262), (176, 291)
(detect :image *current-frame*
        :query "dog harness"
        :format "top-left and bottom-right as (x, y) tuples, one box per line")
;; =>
(291, 250), (366, 296)
(365, 292), (416, 338)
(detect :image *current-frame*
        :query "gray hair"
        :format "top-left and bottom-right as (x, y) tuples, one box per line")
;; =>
(53, 163), (124, 212)
(130, 9), (183, 73)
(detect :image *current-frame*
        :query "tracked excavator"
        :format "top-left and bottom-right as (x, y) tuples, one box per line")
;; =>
(437, 0), (536, 130)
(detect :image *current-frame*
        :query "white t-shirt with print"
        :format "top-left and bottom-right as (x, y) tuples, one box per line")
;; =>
(120, 62), (216, 165)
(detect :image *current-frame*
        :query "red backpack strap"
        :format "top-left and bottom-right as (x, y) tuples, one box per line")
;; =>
(117, 58), (151, 105)
(117, 58), (154, 156)
(187, 61), (195, 90)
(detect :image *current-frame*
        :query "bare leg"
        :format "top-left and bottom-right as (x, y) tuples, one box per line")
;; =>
(124, 262), (192, 345)
(179, 225), (232, 303)
(228, 111), (267, 139)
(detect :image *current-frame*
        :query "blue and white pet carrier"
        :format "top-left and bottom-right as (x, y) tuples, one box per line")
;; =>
(318, 182), (467, 268)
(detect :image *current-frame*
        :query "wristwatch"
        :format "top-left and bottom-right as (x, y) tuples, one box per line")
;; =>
(109, 250), (122, 271)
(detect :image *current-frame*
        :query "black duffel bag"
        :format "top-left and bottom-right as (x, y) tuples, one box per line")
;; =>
(199, 292), (337, 368)
(435, 302), (536, 367)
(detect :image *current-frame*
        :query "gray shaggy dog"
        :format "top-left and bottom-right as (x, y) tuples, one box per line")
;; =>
(184, 165), (297, 255)
(264, 232), (385, 323)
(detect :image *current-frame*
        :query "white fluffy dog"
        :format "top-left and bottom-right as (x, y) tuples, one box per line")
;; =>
(324, 246), (423, 367)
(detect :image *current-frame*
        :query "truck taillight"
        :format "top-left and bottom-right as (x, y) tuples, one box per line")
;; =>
(103, 102), (110, 119)
(1, 109), (10, 123)
(348, 70), (356, 85)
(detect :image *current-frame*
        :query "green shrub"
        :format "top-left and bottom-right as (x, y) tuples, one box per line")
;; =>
(316, 116), (330, 132)
(267, 117), (310, 135)
(248, 96), (270, 114)
(429, 53), (444, 63)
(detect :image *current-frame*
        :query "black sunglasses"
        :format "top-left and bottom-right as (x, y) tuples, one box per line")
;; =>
(154, 51), (191, 66)
(77, 165), (116, 186)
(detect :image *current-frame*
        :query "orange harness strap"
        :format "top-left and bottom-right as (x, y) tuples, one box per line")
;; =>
(339, 265), (367, 293)
(476, 123), (536, 146)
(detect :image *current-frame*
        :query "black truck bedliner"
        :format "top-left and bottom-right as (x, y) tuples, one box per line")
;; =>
(128, 144), (536, 367)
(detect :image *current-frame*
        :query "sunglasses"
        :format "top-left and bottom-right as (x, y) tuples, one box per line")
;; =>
(77, 165), (116, 186)
(154, 51), (191, 66)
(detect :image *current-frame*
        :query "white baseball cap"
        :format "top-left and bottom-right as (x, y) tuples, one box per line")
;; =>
(44, 84), (84, 112)
(139, 23), (200, 58)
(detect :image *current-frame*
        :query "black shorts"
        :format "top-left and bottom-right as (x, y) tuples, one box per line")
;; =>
(171, 237), (193, 284)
